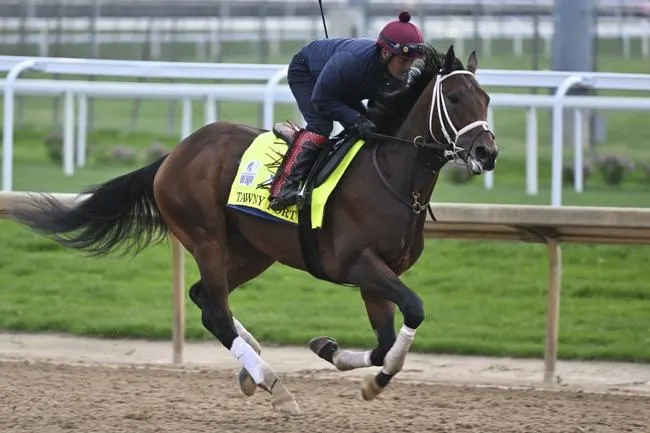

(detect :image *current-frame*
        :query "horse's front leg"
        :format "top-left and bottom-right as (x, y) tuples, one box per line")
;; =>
(309, 292), (396, 372)
(355, 251), (423, 400)
(311, 250), (423, 400)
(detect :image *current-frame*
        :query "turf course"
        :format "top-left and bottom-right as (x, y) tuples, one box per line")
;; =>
(0, 39), (649, 363)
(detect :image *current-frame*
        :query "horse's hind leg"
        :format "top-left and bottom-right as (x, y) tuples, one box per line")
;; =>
(165, 208), (298, 414)
(188, 232), (273, 397)
(193, 238), (299, 414)
(309, 292), (396, 372)
(189, 281), (263, 395)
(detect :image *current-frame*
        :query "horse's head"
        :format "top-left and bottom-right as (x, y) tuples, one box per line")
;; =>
(367, 44), (498, 175)
(425, 45), (498, 173)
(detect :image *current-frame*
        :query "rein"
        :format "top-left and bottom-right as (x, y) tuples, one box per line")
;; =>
(372, 145), (436, 220)
(368, 69), (492, 220)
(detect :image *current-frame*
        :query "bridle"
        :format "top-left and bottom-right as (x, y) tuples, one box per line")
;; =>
(370, 68), (495, 218)
(428, 69), (492, 161)
(368, 68), (493, 161)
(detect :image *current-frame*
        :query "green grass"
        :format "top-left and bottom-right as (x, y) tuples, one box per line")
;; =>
(0, 40), (649, 363)
(1, 218), (649, 363)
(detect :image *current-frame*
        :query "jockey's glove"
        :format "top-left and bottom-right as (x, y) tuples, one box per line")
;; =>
(350, 116), (377, 139)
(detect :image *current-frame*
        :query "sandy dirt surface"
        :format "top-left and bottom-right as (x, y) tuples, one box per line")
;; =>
(1, 332), (649, 432)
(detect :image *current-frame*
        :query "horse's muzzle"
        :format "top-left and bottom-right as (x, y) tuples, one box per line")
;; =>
(473, 141), (498, 172)
(470, 130), (498, 173)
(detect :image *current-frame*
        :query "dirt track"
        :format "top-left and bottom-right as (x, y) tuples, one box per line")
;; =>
(1, 333), (649, 433)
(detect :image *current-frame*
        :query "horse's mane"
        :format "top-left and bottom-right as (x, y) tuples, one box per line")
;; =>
(367, 44), (466, 135)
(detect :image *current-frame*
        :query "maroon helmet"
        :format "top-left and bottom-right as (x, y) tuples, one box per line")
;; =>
(376, 11), (425, 59)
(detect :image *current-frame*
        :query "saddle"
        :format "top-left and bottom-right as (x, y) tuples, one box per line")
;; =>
(271, 120), (359, 190)
(271, 120), (361, 286)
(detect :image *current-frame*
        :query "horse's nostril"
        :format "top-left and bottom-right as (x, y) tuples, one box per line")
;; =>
(475, 145), (489, 161)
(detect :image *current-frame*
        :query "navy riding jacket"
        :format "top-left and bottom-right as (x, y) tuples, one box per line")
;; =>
(298, 37), (399, 128)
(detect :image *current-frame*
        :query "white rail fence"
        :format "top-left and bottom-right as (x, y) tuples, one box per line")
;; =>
(1, 191), (649, 383)
(1, 16), (649, 59)
(0, 56), (290, 193)
(2, 56), (650, 207)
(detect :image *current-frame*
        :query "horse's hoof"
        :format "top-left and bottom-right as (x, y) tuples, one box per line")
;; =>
(238, 367), (257, 396)
(361, 374), (383, 401)
(271, 382), (301, 415)
(308, 336), (338, 364)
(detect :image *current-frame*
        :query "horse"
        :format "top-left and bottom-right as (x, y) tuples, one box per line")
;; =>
(7, 44), (498, 415)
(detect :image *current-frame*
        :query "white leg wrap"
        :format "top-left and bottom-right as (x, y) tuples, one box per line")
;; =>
(381, 324), (416, 376)
(332, 349), (372, 371)
(230, 336), (266, 385)
(233, 317), (262, 354)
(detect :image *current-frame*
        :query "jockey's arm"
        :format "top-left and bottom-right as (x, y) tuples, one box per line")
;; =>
(311, 51), (367, 129)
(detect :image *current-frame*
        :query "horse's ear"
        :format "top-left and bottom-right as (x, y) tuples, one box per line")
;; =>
(443, 44), (456, 72)
(467, 50), (478, 74)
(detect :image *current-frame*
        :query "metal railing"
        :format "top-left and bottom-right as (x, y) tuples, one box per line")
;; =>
(2, 55), (650, 207)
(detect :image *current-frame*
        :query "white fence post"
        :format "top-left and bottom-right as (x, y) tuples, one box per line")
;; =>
(76, 94), (88, 167)
(551, 75), (588, 207)
(63, 91), (75, 176)
(204, 94), (217, 125)
(526, 106), (538, 196)
(573, 109), (584, 193)
(181, 98), (192, 140)
(263, 66), (288, 130)
(3, 59), (36, 192)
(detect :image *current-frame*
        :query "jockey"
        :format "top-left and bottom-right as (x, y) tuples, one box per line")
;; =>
(268, 11), (426, 211)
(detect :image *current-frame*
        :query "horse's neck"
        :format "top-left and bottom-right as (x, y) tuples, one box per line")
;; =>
(373, 88), (443, 205)
(371, 139), (439, 201)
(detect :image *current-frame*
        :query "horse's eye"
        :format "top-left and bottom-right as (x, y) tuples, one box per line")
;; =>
(448, 94), (459, 104)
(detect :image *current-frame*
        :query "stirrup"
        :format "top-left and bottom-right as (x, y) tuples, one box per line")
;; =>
(295, 184), (309, 210)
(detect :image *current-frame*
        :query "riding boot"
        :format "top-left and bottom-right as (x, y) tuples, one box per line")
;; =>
(268, 129), (328, 211)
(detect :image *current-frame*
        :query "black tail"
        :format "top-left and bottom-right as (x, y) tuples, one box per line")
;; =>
(8, 155), (170, 257)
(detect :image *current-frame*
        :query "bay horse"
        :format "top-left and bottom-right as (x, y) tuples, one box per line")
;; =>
(7, 44), (498, 414)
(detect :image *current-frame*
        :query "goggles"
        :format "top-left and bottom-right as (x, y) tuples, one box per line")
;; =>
(379, 34), (425, 58)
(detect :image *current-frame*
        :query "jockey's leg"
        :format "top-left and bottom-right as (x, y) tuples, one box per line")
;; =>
(268, 129), (328, 211)
(269, 54), (331, 211)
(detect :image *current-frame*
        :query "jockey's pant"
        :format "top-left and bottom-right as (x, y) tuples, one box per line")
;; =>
(287, 52), (333, 138)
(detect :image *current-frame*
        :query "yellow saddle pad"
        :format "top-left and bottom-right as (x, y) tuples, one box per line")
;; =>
(226, 131), (364, 229)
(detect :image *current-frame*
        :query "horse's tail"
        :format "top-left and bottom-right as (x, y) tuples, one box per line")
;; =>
(7, 155), (170, 257)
